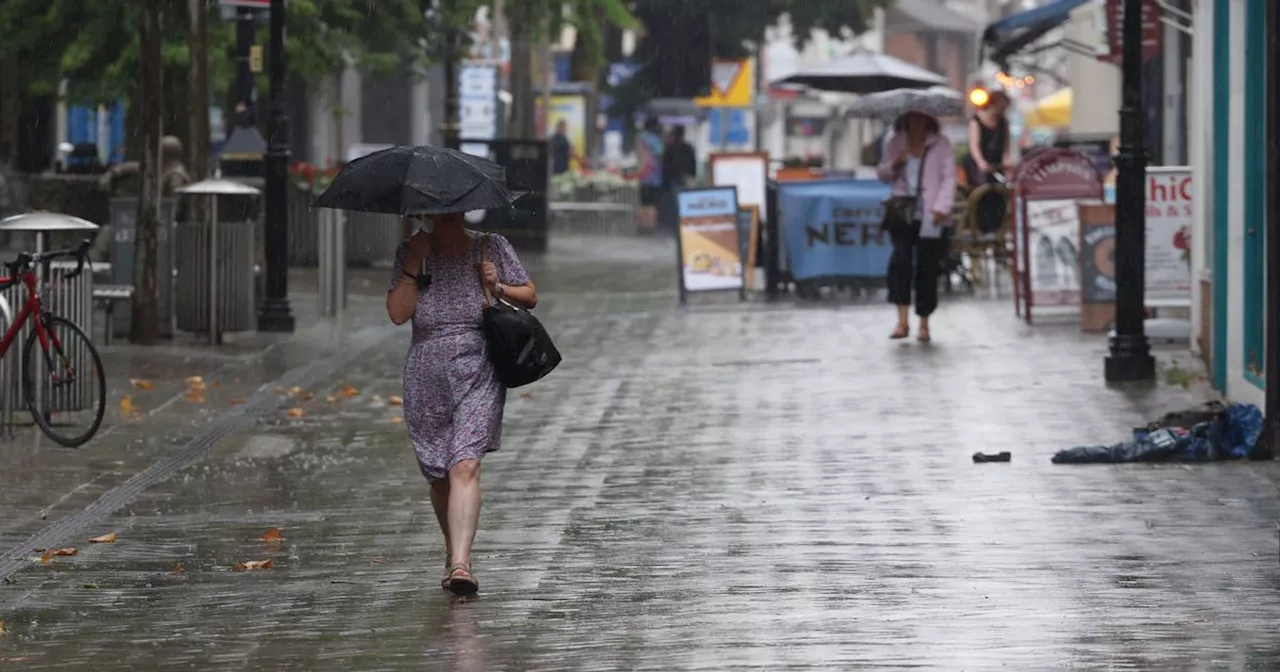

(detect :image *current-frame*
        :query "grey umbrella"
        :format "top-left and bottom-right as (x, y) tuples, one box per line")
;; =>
(845, 86), (966, 121)
(775, 51), (947, 95)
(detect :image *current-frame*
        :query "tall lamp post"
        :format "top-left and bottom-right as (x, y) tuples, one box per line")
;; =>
(441, 2), (460, 150)
(258, 0), (295, 332)
(1104, 0), (1155, 382)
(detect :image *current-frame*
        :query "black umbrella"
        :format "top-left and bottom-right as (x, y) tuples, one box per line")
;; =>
(313, 145), (525, 215)
(775, 51), (947, 95)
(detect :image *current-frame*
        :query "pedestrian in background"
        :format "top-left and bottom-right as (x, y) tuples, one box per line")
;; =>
(386, 213), (537, 596)
(964, 88), (1012, 186)
(550, 119), (581, 176)
(660, 124), (697, 231)
(877, 109), (957, 343)
(636, 116), (664, 232)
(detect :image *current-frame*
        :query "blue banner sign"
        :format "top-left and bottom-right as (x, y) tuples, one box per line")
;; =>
(776, 179), (893, 281)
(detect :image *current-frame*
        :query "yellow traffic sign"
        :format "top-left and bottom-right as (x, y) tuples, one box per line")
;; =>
(695, 59), (754, 108)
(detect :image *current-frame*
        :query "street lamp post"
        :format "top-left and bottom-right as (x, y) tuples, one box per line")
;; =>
(1104, 0), (1155, 382)
(258, 0), (295, 332)
(442, 7), (460, 150)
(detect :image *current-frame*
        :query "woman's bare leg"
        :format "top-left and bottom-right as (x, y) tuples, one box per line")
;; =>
(430, 479), (451, 561)
(446, 459), (482, 568)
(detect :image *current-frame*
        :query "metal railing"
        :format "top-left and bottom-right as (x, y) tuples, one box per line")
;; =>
(548, 175), (640, 236)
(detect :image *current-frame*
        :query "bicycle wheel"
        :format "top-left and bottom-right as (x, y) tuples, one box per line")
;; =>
(22, 314), (107, 447)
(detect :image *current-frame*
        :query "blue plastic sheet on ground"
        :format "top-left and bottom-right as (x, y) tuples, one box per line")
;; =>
(1052, 403), (1263, 464)
(776, 179), (892, 281)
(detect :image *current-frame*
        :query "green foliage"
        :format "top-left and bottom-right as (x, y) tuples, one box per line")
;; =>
(0, 0), (478, 107)
(607, 0), (894, 121)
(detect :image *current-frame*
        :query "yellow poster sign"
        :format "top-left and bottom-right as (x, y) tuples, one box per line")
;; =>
(695, 59), (754, 108)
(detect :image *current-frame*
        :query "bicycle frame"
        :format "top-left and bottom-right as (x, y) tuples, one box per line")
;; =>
(0, 268), (62, 366)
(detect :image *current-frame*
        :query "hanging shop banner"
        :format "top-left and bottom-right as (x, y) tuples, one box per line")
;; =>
(676, 187), (745, 299)
(1144, 166), (1192, 304)
(709, 153), (769, 222)
(775, 179), (893, 281)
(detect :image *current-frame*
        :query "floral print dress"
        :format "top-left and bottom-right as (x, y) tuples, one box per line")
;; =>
(388, 233), (529, 481)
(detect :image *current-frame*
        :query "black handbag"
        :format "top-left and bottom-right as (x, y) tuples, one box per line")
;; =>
(479, 235), (561, 388)
(881, 144), (931, 236)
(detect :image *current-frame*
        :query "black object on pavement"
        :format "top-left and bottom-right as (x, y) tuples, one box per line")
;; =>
(314, 145), (526, 216)
(972, 452), (1011, 463)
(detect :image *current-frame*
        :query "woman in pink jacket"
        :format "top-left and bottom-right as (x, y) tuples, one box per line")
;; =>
(877, 110), (957, 343)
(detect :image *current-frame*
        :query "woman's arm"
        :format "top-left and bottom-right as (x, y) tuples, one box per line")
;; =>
(876, 134), (905, 183)
(386, 238), (427, 325)
(494, 280), (538, 309)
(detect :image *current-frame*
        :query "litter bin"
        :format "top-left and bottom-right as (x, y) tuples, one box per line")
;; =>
(0, 213), (100, 437)
(174, 178), (261, 342)
(108, 197), (177, 337)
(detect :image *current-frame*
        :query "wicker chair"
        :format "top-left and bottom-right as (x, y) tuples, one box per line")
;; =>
(949, 182), (1013, 288)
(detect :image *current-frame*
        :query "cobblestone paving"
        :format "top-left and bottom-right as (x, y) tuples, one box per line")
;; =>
(1, 236), (1278, 670)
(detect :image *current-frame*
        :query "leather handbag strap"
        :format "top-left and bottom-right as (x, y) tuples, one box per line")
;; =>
(479, 233), (493, 308)
(913, 143), (931, 199)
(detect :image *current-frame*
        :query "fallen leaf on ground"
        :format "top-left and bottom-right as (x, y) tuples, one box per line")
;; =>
(391, 417), (402, 424)
(229, 397), (246, 405)
(371, 558), (389, 564)
(185, 376), (204, 386)
(341, 384), (360, 398)
(0, 618), (5, 633)
(38, 553), (50, 564)
(234, 559), (274, 571)
(287, 408), (305, 418)
(184, 392), (206, 404)
(273, 386), (288, 395)
(387, 395), (403, 406)
(174, 563), (185, 573)
(120, 396), (138, 416)
(50, 548), (78, 556)
(289, 386), (303, 395)
(519, 390), (532, 398)
(82, 583), (98, 589)
(89, 532), (116, 544)
(297, 393), (315, 403)
(261, 528), (283, 542)
(186, 381), (207, 392)
(324, 395), (337, 404)
(129, 378), (154, 390)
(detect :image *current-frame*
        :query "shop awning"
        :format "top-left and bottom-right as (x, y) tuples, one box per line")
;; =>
(1024, 88), (1072, 129)
(982, 0), (1091, 44)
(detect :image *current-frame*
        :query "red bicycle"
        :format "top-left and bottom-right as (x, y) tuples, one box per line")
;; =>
(0, 238), (106, 447)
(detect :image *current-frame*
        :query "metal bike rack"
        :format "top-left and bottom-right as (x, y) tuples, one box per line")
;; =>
(0, 212), (101, 438)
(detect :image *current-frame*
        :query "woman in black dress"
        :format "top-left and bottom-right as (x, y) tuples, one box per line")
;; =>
(965, 89), (1012, 185)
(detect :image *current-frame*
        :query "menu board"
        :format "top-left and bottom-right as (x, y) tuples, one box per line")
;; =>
(676, 187), (744, 301)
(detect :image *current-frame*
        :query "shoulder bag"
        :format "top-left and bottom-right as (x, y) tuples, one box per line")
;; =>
(479, 234), (562, 388)
(880, 144), (931, 237)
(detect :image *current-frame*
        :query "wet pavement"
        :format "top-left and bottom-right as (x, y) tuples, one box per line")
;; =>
(1, 235), (1279, 670)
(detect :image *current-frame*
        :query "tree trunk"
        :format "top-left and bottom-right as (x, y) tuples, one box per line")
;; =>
(506, 0), (536, 138)
(187, 0), (210, 179)
(131, 0), (163, 345)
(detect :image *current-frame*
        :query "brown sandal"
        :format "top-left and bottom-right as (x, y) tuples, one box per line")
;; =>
(445, 563), (479, 596)
(890, 324), (910, 339)
(917, 327), (932, 344)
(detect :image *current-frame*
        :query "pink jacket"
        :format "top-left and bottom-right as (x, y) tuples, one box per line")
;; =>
(876, 132), (957, 221)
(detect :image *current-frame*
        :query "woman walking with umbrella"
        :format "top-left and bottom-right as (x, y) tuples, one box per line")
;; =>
(318, 146), (538, 596)
(877, 107), (957, 343)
